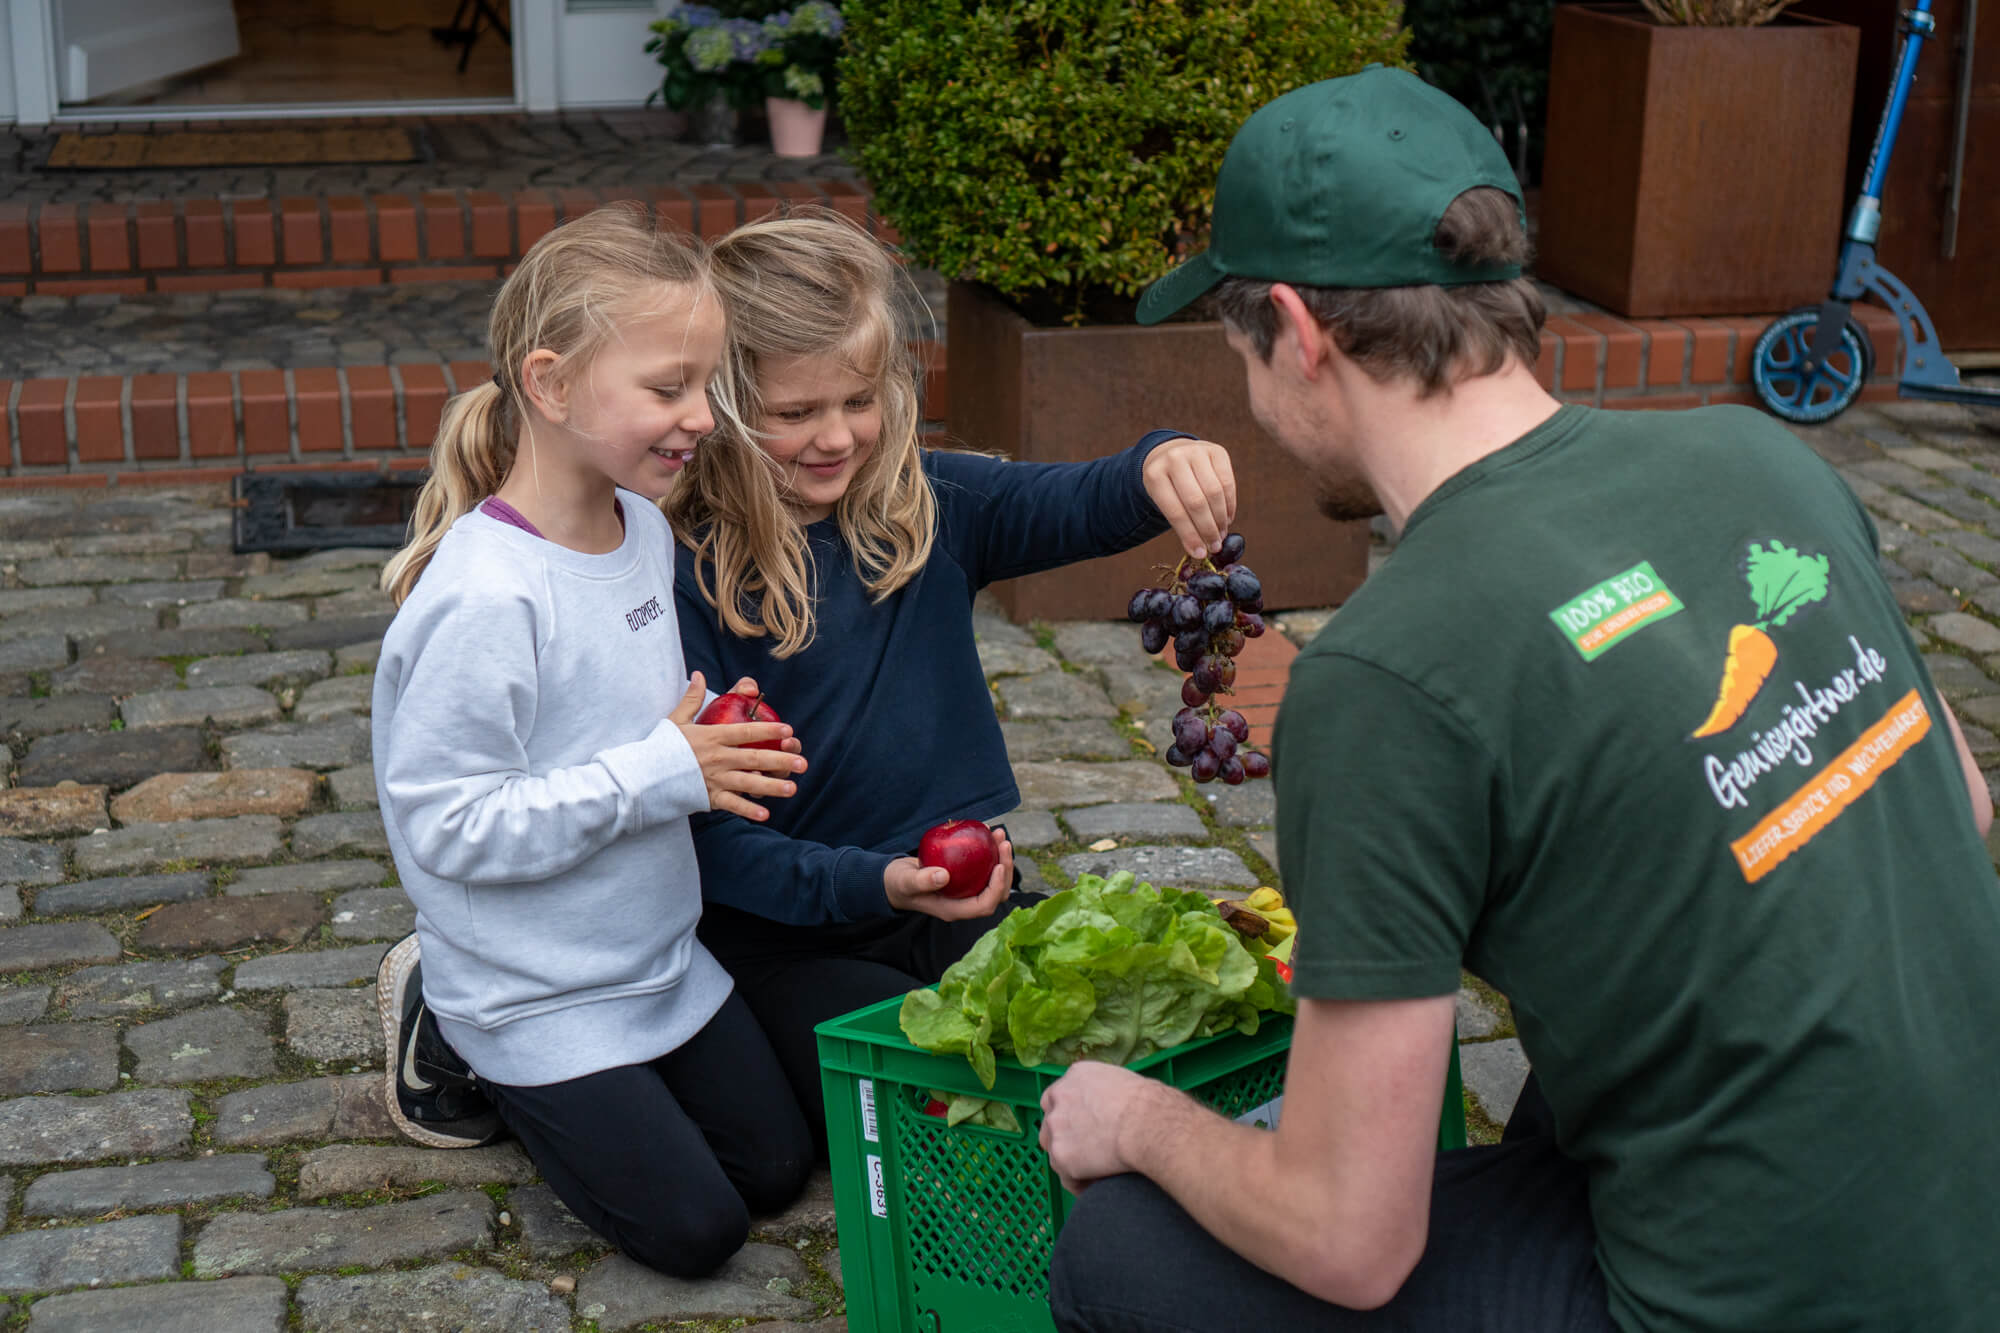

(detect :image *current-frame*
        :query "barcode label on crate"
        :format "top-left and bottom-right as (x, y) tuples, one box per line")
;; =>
(867, 1154), (888, 1218)
(859, 1078), (879, 1143)
(1235, 1095), (1283, 1130)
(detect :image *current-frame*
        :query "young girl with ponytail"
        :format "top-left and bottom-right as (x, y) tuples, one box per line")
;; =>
(668, 211), (1239, 1144)
(370, 204), (813, 1277)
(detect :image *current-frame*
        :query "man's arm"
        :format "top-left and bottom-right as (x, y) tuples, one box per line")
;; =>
(1940, 699), (1993, 837)
(1040, 992), (1456, 1310)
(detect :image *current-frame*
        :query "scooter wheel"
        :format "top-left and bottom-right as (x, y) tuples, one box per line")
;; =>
(1751, 307), (1873, 424)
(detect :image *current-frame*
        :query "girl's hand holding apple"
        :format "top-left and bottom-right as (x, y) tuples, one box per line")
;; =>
(885, 823), (1012, 920)
(671, 673), (807, 820)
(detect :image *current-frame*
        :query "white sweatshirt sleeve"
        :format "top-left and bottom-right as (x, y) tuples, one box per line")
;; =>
(378, 579), (711, 886)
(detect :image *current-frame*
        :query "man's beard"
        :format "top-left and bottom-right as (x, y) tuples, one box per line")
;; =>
(1313, 463), (1384, 522)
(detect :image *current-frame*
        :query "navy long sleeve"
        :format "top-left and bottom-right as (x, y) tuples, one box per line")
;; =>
(676, 431), (1184, 926)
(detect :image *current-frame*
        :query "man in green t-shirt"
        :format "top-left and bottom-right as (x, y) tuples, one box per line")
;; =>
(1039, 66), (2000, 1332)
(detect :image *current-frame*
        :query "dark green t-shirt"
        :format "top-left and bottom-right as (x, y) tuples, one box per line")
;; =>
(1277, 404), (2000, 1332)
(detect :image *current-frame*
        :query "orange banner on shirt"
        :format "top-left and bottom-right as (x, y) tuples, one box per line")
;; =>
(1730, 689), (1931, 883)
(1576, 591), (1676, 655)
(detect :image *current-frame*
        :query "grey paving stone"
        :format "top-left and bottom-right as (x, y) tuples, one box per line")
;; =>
(1050, 621), (1140, 666)
(1921, 653), (1998, 702)
(46, 656), (178, 698)
(16, 556), (180, 588)
(1203, 780), (1276, 828)
(73, 815), (285, 876)
(1892, 579), (1960, 614)
(1096, 662), (1187, 718)
(294, 674), (374, 722)
(1848, 457), (1940, 492)
(297, 1263), (572, 1333)
(297, 1143), (536, 1199)
(1456, 987), (1506, 1040)
(58, 957), (226, 1019)
(752, 1165), (836, 1241)
(0, 986), (49, 1024)
(578, 1244), (815, 1330)
(238, 567), (381, 600)
(313, 589), (395, 620)
(24, 1274), (289, 1333)
(138, 892), (324, 952)
(121, 685), (281, 731)
(0, 839), (65, 889)
(971, 612), (1033, 647)
(509, 1183), (604, 1258)
(1012, 761), (1179, 807)
(1938, 529), (2000, 567)
(1460, 1037), (1530, 1125)
(18, 726), (210, 790)
(283, 987), (382, 1065)
(0, 1214), (181, 1293)
(209, 1073), (393, 1147)
(290, 810), (390, 859)
(329, 888), (414, 941)
(185, 649), (330, 689)
(1061, 802), (1206, 841)
(0, 887), (17, 922)
(269, 614), (395, 653)
(0, 1089), (190, 1168)
(334, 641), (381, 674)
(0, 604), (156, 644)
(33, 870), (211, 915)
(80, 628), (266, 661)
(178, 597), (312, 629)
(125, 1006), (276, 1083)
(1887, 538), (1993, 593)
(1925, 611), (2000, 655)
(227, 859), (385, 897)
(975, 638), (1058, 678)
(59, 531), (195, 558)
(1909, 486), (1999, 527)
(996, 671), (1117, 720)
(1017, 856), (1053, 896)
(0, 922), (121, 971)
(0, 586), (92, 618)
(23, 1153), (275, 1217)
(221, 714), (372, 771)
(990, 810), (1060, 850)
(0, 1024), (118, 1095)
(0, 693), (114, 738)
(234, 943), (390, 993)
(1245, 830), (1279, 876)
(1055, 845), (1256, 889)
(0, 634), (69, 673)
(328, 763), (378, 808)
(101, 580), (226, 608)
(191, 1189), (494, 1276)
(1000, 719), (1130, 763)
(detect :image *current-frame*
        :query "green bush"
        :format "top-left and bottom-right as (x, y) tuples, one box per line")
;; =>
(838, 0), (1409, 320)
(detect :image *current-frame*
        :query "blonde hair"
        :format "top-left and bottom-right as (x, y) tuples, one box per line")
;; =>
(665, 210), (935, 658)
(382, 204), (715, 604)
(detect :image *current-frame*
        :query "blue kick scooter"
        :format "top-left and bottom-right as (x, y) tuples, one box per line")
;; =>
(1752, 0), (1999, 423)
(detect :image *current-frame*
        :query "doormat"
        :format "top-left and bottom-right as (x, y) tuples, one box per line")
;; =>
(44, 126), (422, 170)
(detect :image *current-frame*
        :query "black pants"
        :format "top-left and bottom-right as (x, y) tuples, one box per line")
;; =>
(1048, 1074), (1615, 1333)
(479, 991), (813, 1279)
(698, 889), (1040, 1150)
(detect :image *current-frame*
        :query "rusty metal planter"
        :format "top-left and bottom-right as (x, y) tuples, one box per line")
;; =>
(1537, 4), (1860, 318)
(946, 281), (1370, 624)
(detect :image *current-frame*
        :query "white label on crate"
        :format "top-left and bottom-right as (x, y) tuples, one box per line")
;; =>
(1235, 1095), (1283, 1130)
(859, 1078), (879, 1143)
(867, 1154), (888, 1218)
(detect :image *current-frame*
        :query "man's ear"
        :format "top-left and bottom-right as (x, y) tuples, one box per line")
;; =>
(1268, 284), (1328, 381)
(520, 349), (566, 424)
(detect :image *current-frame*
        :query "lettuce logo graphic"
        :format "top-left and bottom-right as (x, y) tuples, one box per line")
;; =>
(1691, 541), (1830, 739)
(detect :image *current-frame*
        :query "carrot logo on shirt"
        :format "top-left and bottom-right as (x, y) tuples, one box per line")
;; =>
(1690, 541), (1830, 738)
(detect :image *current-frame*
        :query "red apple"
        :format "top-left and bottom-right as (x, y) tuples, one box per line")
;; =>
(919, 819), (999, 900)
(696, 689), (784, 751)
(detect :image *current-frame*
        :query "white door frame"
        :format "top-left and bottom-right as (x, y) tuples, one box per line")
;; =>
(5, 0), (562, 125)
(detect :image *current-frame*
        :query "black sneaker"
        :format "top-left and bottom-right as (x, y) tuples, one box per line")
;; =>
(377, 934), (506, 1148)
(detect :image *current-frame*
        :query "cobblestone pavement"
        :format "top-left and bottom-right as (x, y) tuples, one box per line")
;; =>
(2, 113), (863, 207)
(1, 390), (1996, 1326)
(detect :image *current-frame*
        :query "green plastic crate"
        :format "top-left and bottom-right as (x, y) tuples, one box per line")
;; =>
(818, 994), (1467, 1333)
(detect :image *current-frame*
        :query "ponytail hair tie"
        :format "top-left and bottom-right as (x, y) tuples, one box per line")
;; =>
(491, 370), (505, 391)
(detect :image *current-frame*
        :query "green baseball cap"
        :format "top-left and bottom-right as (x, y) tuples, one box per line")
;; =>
(1136, 65), (1525, 325)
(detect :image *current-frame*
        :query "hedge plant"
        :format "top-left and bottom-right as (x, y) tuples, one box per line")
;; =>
(838, 0), (1409, 322)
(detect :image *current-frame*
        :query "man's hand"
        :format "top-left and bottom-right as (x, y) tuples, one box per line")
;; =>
(885, 826), (1012, 919)
(669, 672), (806, 820)
(1142, 437), (1237, 560)
(1040, 1061), (1171, 1195)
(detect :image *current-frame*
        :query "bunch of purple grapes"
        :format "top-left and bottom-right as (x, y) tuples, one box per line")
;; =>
(1126, 531), (1273, 785)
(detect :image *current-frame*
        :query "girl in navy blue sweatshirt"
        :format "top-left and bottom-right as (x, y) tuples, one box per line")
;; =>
(666, 213), (1238, 1142)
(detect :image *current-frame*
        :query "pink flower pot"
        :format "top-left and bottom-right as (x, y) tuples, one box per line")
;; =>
(765, 97), (828, 158)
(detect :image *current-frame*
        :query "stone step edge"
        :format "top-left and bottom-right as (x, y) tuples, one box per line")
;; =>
(0, 179), (889, 295)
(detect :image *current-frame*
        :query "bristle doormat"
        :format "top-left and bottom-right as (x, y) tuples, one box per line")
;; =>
(44, 126), (423, 170)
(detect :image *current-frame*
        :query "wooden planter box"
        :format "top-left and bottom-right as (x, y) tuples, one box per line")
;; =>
(947, 281), (1370, 624)
(1537, 5), (1860, 318)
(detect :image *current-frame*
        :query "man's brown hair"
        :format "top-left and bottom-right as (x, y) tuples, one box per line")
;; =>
(1209, 187), (1544, 397)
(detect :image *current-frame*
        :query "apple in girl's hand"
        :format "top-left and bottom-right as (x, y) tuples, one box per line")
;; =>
(696, 689), (785, 751)
(919, 819), (999, 899)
